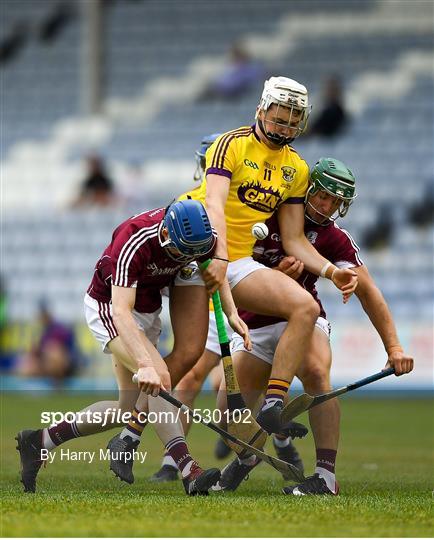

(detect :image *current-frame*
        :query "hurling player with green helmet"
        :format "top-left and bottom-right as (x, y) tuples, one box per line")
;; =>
(215, 157), (413, 495)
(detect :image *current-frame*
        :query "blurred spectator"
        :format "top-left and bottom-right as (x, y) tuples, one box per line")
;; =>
(0, 22), (28, 65)
(407, 179), (434, 228)
(306, 75), (348, 138)
(361, 203), (394, 250)
(71, 155), (118, 208)
(0, 275), (13, 371)
(17, 300), (80, 384)
(118, 161), (147, 209)
(38, 2), (75, 44)
(0, 276), (6, 332)
(199, 41), (264, 101)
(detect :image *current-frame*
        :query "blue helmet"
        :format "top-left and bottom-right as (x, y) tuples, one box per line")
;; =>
(193, 133), (221, 181)
(161, 199), (215, 262)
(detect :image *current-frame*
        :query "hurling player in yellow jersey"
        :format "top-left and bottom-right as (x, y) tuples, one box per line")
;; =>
(182, 76), (357, 434)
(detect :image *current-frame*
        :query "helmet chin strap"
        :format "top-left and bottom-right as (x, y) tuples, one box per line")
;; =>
(257, 118), (294, 146)
(305, 200), (337, 226)
(164, 246), (192, 263)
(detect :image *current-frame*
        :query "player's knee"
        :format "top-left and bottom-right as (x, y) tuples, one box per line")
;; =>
(176, 369), (203, 400)
(290, 291), (320, 323)
(300, 364), (331, 394)
(307, 298), (321, 322)
(176, 368), (203, 405)
(171, 343), (204, 368)
(166, 352), (202, 388)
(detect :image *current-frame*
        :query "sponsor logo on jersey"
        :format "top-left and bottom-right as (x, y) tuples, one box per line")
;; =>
(264, 161), (276, 171)
(146, 263), (179, 276)
(179, 266), (194, 280)
(281, 166), (296, 183)
(271, 232), (281, 242)
(237, 181), (283, 213)
(306, 231), (318, 244)
(243, 158), (259, 170)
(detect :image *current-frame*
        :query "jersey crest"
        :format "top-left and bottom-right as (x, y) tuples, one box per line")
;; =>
(179, 266), (194, 280)
(281, 166), (296, 183)
(306, 230), (318, 244)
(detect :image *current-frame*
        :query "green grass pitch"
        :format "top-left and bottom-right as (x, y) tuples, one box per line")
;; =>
(1, 392), (433, 537)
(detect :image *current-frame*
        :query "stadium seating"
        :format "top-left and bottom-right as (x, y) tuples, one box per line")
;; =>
(2, 0), (433, 351)
(2, 0), (80, 155)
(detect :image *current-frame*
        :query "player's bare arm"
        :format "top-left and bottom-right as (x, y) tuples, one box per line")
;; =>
(353, 265), (414, 375)
(203, 173), (230, 293)
(278, 203), (358, 303)
(111, 285), (164, 396)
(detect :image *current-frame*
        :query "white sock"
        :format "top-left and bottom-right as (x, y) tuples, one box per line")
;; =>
(181, 459), (194, 478)
(262, 398), (280, 411)
(238, 454), (258, 466)
(120, 427), (141, 442)
(162, 453), (178, 469)
(273, 435), (291, 448)
(42, 429), (57, 451)
(315, 466), (337, 493)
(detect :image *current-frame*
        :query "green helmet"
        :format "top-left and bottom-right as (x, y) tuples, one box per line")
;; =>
(305, 157), (357, 223)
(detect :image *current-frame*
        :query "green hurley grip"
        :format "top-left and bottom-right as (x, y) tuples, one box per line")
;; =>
(200, 258), (242, 399)
(200, 260), (229, 344)
(199, 260), (249, 409)
(212, 291), (229, 344)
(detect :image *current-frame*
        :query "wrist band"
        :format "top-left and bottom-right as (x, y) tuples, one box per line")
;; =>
(213, 256), (229, 263)
(320, 261), (332, 278)
(386, 345), (403, 355)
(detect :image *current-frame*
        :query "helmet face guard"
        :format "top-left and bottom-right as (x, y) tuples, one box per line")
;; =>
(305, 157), (357, 225)
(256, 76), (311, 146)
(160, 200), (215, 262)
(194, 133), (222, 181)
(258, 102), (310, 146)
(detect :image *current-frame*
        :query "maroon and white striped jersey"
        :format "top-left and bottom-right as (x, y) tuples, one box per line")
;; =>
(87, 207), (215, 314)
(238, 213), (363, 329)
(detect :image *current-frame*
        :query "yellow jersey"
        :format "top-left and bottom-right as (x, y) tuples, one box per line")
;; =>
(180, 126), (309, 261)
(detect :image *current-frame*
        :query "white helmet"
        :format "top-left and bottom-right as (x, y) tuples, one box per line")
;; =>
(256, 76), (311, 146)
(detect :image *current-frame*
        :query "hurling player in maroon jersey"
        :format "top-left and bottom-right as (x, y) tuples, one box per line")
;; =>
(16, 200), (250, 495)
(215, 158), (413, 495)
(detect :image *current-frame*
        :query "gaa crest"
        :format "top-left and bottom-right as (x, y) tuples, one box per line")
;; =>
(306, 231), (318, 244)
(281, 166), (296, 183)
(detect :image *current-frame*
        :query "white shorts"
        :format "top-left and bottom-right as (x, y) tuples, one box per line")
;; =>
(230, 316), (331, 366)
(174, 262), (205, 286)
(205, 311), (232, 355)
(84, 294), (162, 354)
(227, 257), (271, 289)
(171, 257), (265, 292)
